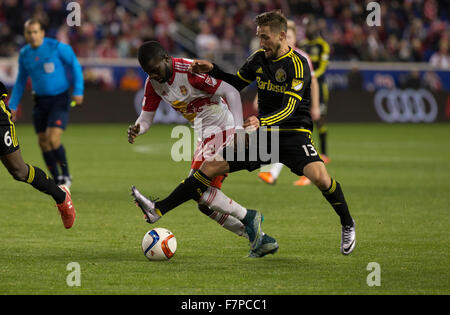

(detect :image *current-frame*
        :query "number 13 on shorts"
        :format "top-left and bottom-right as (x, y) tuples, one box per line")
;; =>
(302, 144), (318, 157)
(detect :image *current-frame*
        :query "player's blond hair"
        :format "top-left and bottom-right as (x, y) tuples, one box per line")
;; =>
(287, 20), (297, 36)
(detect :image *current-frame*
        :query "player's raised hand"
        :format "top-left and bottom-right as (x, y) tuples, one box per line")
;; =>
(128, 123), (140, 144)
(189, 60), (213, 74)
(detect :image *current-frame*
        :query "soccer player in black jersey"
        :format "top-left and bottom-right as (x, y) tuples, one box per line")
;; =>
(0, 81), (75, 229)
(299, 19), (331, 165)
(132, 11), (355, 256)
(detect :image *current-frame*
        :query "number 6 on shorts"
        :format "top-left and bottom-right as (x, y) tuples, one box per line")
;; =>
(4, 130), (12, 147)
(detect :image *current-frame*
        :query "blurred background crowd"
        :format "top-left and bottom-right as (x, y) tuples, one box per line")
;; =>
(0, 0), (449, 67)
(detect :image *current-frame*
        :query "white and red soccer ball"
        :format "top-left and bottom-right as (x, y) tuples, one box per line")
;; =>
(142, 228), (177, 261)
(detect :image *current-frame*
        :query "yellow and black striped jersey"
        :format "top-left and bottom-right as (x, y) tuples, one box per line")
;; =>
(299, 37), (329, 81)
(0, 82), (13, 126)
(236, 48), (313, 131)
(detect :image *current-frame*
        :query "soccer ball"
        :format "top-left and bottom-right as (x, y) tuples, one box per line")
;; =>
(142, 228), (177, 261)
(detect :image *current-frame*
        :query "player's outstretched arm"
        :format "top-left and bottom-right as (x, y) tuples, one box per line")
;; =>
(191, 60), (249, 92)
(128, 110), (156, 143)
(189, 60), (214, 74)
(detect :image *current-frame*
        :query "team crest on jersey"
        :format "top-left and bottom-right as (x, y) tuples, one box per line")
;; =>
(179, 86), (188, 96)
(205, 76), (217, 87)
(311, 47), (320, 56)
(256, 67), (263, 74)
(275, 68), (286, 83)
(291, 79), (304, 91)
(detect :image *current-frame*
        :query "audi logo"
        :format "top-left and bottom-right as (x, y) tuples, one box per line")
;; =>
(374, 89), (438, 123)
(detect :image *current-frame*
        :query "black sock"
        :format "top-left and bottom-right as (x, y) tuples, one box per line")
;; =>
(26, 164), (66, 204)
(322, 178), (353, 226)
(155, 170), (211, 215)
(53, 145), (69, 177)
(319, 127), (327, 155)
(42, 150), (60, 180)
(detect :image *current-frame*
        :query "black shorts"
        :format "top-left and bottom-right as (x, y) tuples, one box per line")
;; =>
(0, 101), (19, 156)
(221, 129), (323, 176)
(33, 90), (70, 133)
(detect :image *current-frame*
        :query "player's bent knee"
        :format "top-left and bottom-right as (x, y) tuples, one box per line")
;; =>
(310, 173), (331, 190)
(304, 162), (331, 190)
(316, 178), (331, 191)
(38, 138), (51, 151)
(47, 135), (61, 149)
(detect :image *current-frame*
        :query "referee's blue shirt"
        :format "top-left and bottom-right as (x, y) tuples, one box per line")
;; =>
(9, 37), (84, 110)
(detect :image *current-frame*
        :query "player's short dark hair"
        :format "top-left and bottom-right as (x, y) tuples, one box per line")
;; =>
(255, 10), (287, 33)
(24, 18), (45, 30)
(138, 41), (167, 67)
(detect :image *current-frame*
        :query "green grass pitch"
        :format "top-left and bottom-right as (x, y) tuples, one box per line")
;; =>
(0, 123), (449, 294)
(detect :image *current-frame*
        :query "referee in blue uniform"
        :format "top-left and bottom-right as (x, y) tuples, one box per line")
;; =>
(9, 19), (84, 189)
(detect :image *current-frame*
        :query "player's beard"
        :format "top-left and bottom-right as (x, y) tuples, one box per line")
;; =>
(156, 64), (172, 83)
(265, 43), (281, 60)
(163, 63), (172, 82)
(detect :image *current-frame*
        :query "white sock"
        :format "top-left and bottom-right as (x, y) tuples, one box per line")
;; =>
(199, 187), (247, 220)
(270, 163), (284, 179)
(207, 210), (248, 238)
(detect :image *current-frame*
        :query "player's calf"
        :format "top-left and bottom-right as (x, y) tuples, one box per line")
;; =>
(6, 163), (29, 182)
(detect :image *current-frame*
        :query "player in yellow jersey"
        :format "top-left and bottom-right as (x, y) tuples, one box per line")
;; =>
(257, 19), (321, 186)
(299, 19), (331, 165)
(0, 81), (75, 229)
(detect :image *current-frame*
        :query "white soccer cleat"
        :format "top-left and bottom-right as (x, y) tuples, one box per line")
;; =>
(341, 220), (356, 255)
(131, 186), (161, 224)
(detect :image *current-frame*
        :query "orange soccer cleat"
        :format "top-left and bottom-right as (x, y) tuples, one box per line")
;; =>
(56, 185), (76, 229)
(258, 172), (275, 185)
(321, 154), (331, 165)
(293, 176), (311, 186)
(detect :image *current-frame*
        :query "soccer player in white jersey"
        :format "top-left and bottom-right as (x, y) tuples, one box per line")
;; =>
(257, 20), (321, 186)
(128, 41), (276, 255)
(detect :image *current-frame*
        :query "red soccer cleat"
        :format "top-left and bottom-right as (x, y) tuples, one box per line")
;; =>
(56, 185), (76, 229)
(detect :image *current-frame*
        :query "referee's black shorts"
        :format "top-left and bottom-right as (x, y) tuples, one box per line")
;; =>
(221, 128), (323, 176)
